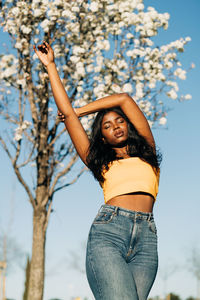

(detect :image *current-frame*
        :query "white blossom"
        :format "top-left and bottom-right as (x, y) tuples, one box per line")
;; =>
(14, 132), (22, 141)
(40, 19), (51, 32)
(148, 120), (153, 128)
(21, 25), (32, 35)
(15, 42), (23, 50)
(122, 83), (133, 93)
(137, 3), (144, 11)
(33, 9), (44, 18)
(126, 33), (134, 39)
(159, 117), (167, 125)
(174, 68), (186, 80)
(111, 84), (122, 94)
(11, 7), (20, 16)
(167, 89), (178, 100)
(90, 2), (99, 12)
(21, 120), (32, 129)
(73, 46), (85, 55)
(184, 94), (192, 100)
(17, 79), (26, 88)
(70, 55), (80, 64)
(185, 36), (191, 42)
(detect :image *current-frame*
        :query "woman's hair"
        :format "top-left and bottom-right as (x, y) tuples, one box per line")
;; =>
(86, 107), (162, 183)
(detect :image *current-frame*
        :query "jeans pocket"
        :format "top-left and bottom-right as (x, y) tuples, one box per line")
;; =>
(93, 211), (115, 224)
(148, 220), (157, 235)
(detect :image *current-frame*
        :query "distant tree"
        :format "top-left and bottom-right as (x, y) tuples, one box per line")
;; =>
(167, 293), (181, 300)
(159, 262), (180, 298)
(0, 233), (25, 272)
(0, 232), (25, 300)
(187, 246), (200, 300)
(148, 297), (160, 300)
(23, 256), (31, 300)
(186, 297), (195, 300)
(67, 241), (86, 274)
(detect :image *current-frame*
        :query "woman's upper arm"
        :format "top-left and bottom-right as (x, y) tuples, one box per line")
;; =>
(119, 93), (155, 148)
(64, 113), (90, 165)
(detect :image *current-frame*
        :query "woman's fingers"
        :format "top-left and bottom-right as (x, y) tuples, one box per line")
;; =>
(37, 43), (48, 54)
(43, 41), (50, 49)
(57, 110), (65, 122)
(33, 41), (54, 66)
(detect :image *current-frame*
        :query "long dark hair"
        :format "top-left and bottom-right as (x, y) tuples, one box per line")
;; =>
(86, 107), (162, 183)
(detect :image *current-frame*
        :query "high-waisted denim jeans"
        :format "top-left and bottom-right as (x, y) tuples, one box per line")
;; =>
(86, 205), (158, 300)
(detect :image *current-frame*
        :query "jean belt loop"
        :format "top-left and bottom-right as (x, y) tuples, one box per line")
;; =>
(114, 206), (119, 216)
(147, 213), (151, 222)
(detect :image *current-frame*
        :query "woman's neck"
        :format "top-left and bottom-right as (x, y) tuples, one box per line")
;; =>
(114, 145), (129, 158)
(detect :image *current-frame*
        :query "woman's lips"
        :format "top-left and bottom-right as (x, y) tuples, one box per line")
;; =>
(114, 131), (124, 138)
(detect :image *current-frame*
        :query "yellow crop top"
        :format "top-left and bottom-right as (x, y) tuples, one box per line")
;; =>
(101, 157), (159, 203)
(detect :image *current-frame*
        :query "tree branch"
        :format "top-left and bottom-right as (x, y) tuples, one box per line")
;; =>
(0, 136), (35, 206)
(12, 164), (35, 207)
(0, 136), (12, 160)
(52, 165), (87, 195)
(48, 153), (79, 201)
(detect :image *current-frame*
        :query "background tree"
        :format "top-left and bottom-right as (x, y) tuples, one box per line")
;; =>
(187, 246), (200, 300)
(167, 293), (181, 300)
(0, 179), (25, 300)
(159, 262), (180, 299)
(23, 256), (31, 300)
(0, 0), (192, 299)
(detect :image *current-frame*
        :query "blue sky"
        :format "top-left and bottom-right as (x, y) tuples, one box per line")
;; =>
(0, 0), (200, 299)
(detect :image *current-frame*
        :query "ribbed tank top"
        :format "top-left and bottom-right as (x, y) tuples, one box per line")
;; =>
(101, 157), (159, 203)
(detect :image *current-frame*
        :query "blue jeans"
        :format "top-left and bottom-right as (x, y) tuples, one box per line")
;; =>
(86, 205), (158, 300)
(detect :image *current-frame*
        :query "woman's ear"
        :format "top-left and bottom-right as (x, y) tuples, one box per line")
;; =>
(102, 137), (107, 144)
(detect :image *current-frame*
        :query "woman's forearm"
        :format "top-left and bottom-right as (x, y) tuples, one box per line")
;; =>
(46, 62), (74, 117)
(76, 93), (129, 117)
(76, 92), (155, 147)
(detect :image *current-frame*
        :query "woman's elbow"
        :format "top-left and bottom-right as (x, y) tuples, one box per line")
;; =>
(118, 93), (134, 104)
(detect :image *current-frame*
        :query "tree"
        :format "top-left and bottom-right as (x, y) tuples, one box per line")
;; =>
(167, 293), (181, 300)
(48, 299), (63, 300)
(0, 178), (26, 300)
(187, 247), (200, 300)
(0, 233), (25, 300)
(23, 256), (31, 300)
(0, 0), (192, 299)
(159, 262), (180, 299)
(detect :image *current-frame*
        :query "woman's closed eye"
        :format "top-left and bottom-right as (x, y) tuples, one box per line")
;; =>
(117, 118), (124, 123)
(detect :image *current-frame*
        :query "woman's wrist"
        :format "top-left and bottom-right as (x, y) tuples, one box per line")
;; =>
(46, 61), (56, 70)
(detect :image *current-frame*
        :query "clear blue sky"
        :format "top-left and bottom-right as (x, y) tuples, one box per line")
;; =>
(0, 0), (200, 299)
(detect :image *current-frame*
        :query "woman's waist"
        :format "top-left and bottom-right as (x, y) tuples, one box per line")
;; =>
(106, 192), (154, 213)
(98, 202), (154, 221)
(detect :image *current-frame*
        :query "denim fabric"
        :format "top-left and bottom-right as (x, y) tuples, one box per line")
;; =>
(86, 205), (158, 300)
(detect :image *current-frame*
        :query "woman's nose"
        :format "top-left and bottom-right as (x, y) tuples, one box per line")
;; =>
(113, 122), (120, 130)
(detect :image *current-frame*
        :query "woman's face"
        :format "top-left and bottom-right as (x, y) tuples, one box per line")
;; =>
(101, 111), (128, 147)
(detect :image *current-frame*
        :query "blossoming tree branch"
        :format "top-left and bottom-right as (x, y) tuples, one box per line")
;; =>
(0, 0), (193, 299)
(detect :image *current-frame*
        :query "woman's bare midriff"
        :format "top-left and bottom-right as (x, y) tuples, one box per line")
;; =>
(106, 193), (154, 213)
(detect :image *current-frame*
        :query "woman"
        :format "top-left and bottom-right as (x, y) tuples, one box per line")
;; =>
(34, 41), (161, 300)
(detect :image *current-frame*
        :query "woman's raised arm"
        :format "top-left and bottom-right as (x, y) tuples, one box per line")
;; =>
(33, 42), (90, 165)
(75, 93), (155, 148)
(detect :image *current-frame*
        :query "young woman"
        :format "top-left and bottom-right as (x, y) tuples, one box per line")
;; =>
(34, 41), (161, 300)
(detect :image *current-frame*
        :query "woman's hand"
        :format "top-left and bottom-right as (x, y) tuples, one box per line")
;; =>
(57, 110), (66, 122)
(33, 41), (54, 67)
(57, 108), (79, 122)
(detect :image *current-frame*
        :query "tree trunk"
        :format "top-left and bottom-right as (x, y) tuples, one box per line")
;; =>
(28, 208), (47, 300)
